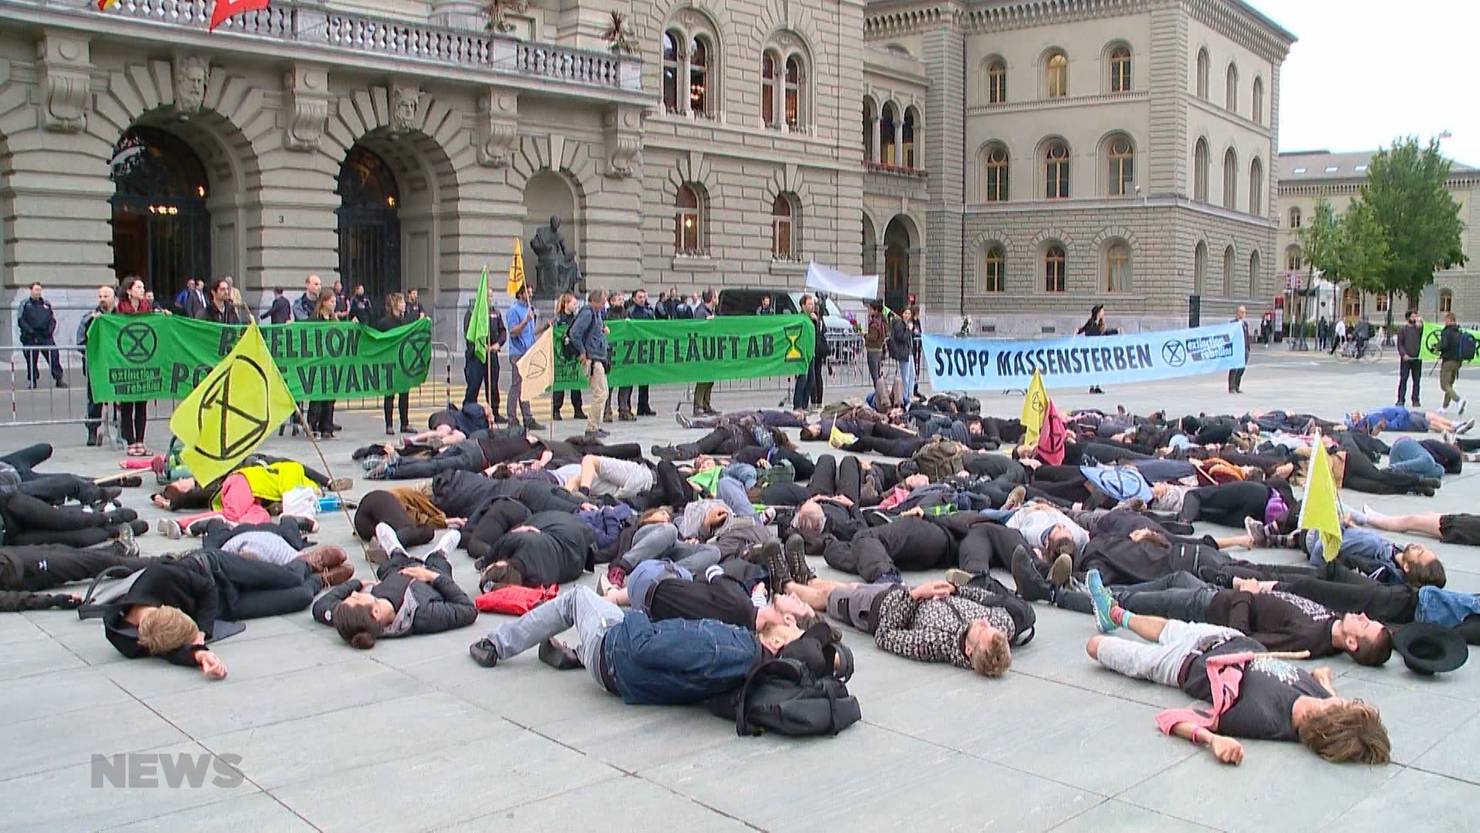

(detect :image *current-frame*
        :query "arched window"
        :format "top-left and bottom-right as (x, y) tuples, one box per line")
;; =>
(1107, 134), (1134, 196)
(1225, 62), (1239, 112)
(1109, 45), (1132, 93)
(1252, 77), (1264, 125)
(1286, 245), (1303, 272)
(1223, 148), (1238, 209)
(1196, 48), (1210, 99)
(983, 244), (1005, 292)
(1440, 289), (1454, 314)
(785, 56), (803, 128)
(1105, 242), (1131, 292)
(863, 98), (877, 162)
(1289, 207), (1302, 228)
(1046, 51), (1068, 98)
(662, 30), (682, 112)
(1194, 138), (1210, 202)
(902, 108), (918, 169)
(1222, 246), (1236, 296)
(771, 193), (798, 260)
(1044, 244), (1067, 292)
(1249, 158), (1264, 215)
(689, 36), (711, 115)
(674, 184), (703, 254)
(1194, 242), (1208, 295)
(762, 52), (779, 127)
(1045, 140), (1071, 199)
(1248, 250), (1261, 296)
(986, 58), (1007, 104)
(1375, 292), (1389, 313)
(982, 143), (1009, 202)
(880, 103), (898, 166)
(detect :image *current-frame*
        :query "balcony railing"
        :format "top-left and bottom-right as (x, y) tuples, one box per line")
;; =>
(865, 161), (927, 178)
(9, 0), (641, 92)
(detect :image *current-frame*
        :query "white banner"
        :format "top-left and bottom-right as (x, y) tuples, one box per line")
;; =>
(805, 261), (879, 299)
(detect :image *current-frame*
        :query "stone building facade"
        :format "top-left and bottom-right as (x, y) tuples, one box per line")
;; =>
(1275, 150), (1480, 326)
(863, 0), (1295, 335)
(0, 0), (865, 346)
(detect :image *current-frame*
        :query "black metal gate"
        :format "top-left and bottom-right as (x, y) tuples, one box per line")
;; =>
(336, 145), (402, 306)
(108, 126), (211, 299)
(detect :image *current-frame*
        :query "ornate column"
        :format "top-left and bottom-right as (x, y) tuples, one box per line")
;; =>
(892, 119), (903, 166)
(870, 116), (881, 164)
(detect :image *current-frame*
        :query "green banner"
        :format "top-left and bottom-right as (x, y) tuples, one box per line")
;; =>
(1420, 322), (1480, 365)
(552, 314), (815, 391)
(86, 315), (434, 403)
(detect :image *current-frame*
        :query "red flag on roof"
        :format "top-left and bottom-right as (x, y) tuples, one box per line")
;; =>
(1036, 397), (1066, 466)
(209, 0), (270, 31)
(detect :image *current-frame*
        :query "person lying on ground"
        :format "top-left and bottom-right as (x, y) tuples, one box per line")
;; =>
(675, 408), (809, 431)
(353, 486), (460, 552)
(1081, 578), (1390, 765)
(314, 525), (474, 649)
(599, 557), (818, 633)
(474, 507), (594, 590)
(598, 507), (724, 590)
(1240, 519), (1446, 588)
(1227, 575), (1480, 645)
(0, 486), (145, 548)
(1349, 506), (1480, 547)
(1346, 407), (1472, 436)
(0, 540), (152, 612)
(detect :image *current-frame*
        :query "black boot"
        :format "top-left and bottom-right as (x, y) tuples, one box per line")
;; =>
(784, 534), (815, 584)
(1010, 546), (1054, 603)
(538, 638), (583, 670)
(469, 639), (499, 668)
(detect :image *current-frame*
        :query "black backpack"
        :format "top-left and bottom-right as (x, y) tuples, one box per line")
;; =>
(561, 310), (588, 360)
(708, 642), (861, 737)
(1460, 331), (1478, 362)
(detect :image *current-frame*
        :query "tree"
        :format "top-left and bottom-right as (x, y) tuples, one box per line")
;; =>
(1298, 199), (1344, 281)
(1350, 136), (1467, 309)
(1298, 199), (1392, 324)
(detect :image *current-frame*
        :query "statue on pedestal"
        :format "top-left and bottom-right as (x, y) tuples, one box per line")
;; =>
(528, 216), (582, 298)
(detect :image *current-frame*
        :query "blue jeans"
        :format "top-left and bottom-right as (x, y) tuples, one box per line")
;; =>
(1417, 586), (1480, 628)
(485, 587), (624, 692)
(1388, 437), (1444, 479)
(603, 611), (760, 705)
(1305, 527), (1397, 568)
(898, 356), (917, 403)
(625, 560), (693, 616)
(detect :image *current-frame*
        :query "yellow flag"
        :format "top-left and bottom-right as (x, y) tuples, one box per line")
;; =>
(506, 237), (526, 296)
(169, 324), (297, 486)
(828, 424), (858, 449)
(516, 327), (555, 397)
(1020, 370), (1048, 447)
(1298, 430), (1344, 562)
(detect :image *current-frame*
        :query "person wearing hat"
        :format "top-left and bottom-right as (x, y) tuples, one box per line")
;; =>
(1083, 572), (1392, 765)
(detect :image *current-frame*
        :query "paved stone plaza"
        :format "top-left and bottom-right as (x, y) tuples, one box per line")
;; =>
(1, 349), (1477, 833)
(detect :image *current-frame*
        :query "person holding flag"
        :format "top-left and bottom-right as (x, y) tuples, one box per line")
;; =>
(504, 277), (544, 431)
(462, 268), (507, 421)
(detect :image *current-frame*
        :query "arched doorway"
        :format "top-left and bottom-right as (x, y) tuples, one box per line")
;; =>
(108, 126), (211, 297)
(336, 144), (401, 305)
(883, 216), (914, 311)
(861, 213), (878, 277)
(521, 170), (580, 299)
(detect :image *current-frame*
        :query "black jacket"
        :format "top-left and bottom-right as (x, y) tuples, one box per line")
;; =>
(376, 313), (406, 333)
(104, 559), (219, 667)
(349, 295), (374, 323)
(1439, 324), (1465, 362)
(432, 469), (503, 521)
(1398, 323), (1422, 360)
(17, 298), (56, 344)
(204, 301), (240, 326)
(312, 556), (476, 636)
(462, 304), (507, 359)
(626, 301), (656, 321)
(261, 296), (292, 324)
(489, 511), (593, 586)
(887, 317), (913, 361)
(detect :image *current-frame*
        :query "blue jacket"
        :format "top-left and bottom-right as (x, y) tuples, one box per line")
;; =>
(603, 611), (760, 705)
(567, 305), (608, 361)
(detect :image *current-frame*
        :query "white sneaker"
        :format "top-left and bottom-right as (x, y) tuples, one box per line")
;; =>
(1360, 503), (1386, 521)
(595, 571), (614, 597)
(374, 522), (403, 560)
(1457, 419), (1476, 436)
(428, 529), (460, 561)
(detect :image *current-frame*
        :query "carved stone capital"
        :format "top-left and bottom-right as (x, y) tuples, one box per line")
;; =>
(476, 88), (519, 168)
(603, 106), (643, 179)
(174, 53), (210, 114)
(36, 32), (91, 134)
(390, 83), (423, 133)
(283, 63), (331, 152)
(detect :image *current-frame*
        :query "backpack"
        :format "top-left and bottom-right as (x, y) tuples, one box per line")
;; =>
(561, 310), (589, 360)
(912, 437), (965, 481)
(707, 642), (861, 737)
(1461, 331), (1478, 362)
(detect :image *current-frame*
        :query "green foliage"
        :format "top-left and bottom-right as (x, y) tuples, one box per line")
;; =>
(1350, 136), (1467, 306)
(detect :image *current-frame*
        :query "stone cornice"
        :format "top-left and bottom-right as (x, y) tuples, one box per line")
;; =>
(962, 0), (1153, 35)
(1183, 0), (1296, 64)
(1278, 174), (1480, 197)
(865, 1), (966, 39)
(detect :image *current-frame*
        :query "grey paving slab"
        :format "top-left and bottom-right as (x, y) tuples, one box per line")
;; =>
(0, 634), (86, 681)
(101, 628), (358, 700)
(100, 792), (318, 833)
(0, 613), (46, 645)
(1328, 675), (1480, 765)
(0, 741), (261, 833)
(438, 774), (757, 833)
(534, 702), (740, 773)
(0, 698), (188, 781)
(1411, 708), (1480, 785)
(1048, 800), (1219, 833)
(267, 728), (620, 832)
(1330, 768), (1480, 833)
(0, 665), (133, 723)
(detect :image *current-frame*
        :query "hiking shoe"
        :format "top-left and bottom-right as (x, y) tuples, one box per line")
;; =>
(524, 419), (545, 431)
(299, 545), (348, 572)
(1048, 553), (1073, 587)
(756, 540), (791, 589)
(1087, 569), (1117, 633)
(157, 518), (183, 539)
(944, 568), (975, 588)
(1010, 546), (1053, 603)
(1457, 419), (1475, 436)
(1243, 516), (1269, 547)
(1002, 486), (1027, 511)
(328, 478), (353, 492)
(320, 564), (354, 588)
(538, 638), (583, 671)
(784, 534), (815, 584)
(468, 639), (499, 668)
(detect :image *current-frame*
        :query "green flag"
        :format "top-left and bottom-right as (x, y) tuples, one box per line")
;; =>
(465, 266), (490, 362)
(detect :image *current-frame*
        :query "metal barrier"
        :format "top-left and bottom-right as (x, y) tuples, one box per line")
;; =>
(710, 331), (870, 397)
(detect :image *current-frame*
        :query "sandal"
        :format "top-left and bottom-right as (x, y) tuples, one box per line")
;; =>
(125, 444), (145, 457)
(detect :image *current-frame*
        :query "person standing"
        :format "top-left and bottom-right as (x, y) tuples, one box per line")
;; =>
(1077, 304), (1109, 394)
(306, 290), (340, 439)
(183, 278), (207, 319)
(756, 294), (775, 315)
(348, 284), (374, 324)
(887, 305), (915, 408)
(551, 293), (586, 422)
(606, 291), (630, 422)
(292, 273), (322, 321)
(1438, 311), (1469, 414)
(405, 288), (428, 321)
(1331, 318), (1347, 355)
(461, 282), (506, 420)
(17, 282), (65, 389)
(78, 284), (116, 446)
(261, 288), (292, 324)
(1228, 305), (1251, 394)
(503, 282), (544, 431)
(1396, 310), (1423, 407)
(690, 289), (717, 416)
(568, 288), (610, 439)
(173, 279), (193, 315)
(1316, 317), (1328, 352)
(331, 280), (350, 320)
(116, 277), (153, 456)
(864, 300), (886, 402)
(202, 278), (240, 325)
(626, 288), (657, 416)
(377, 292), (412, 436)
